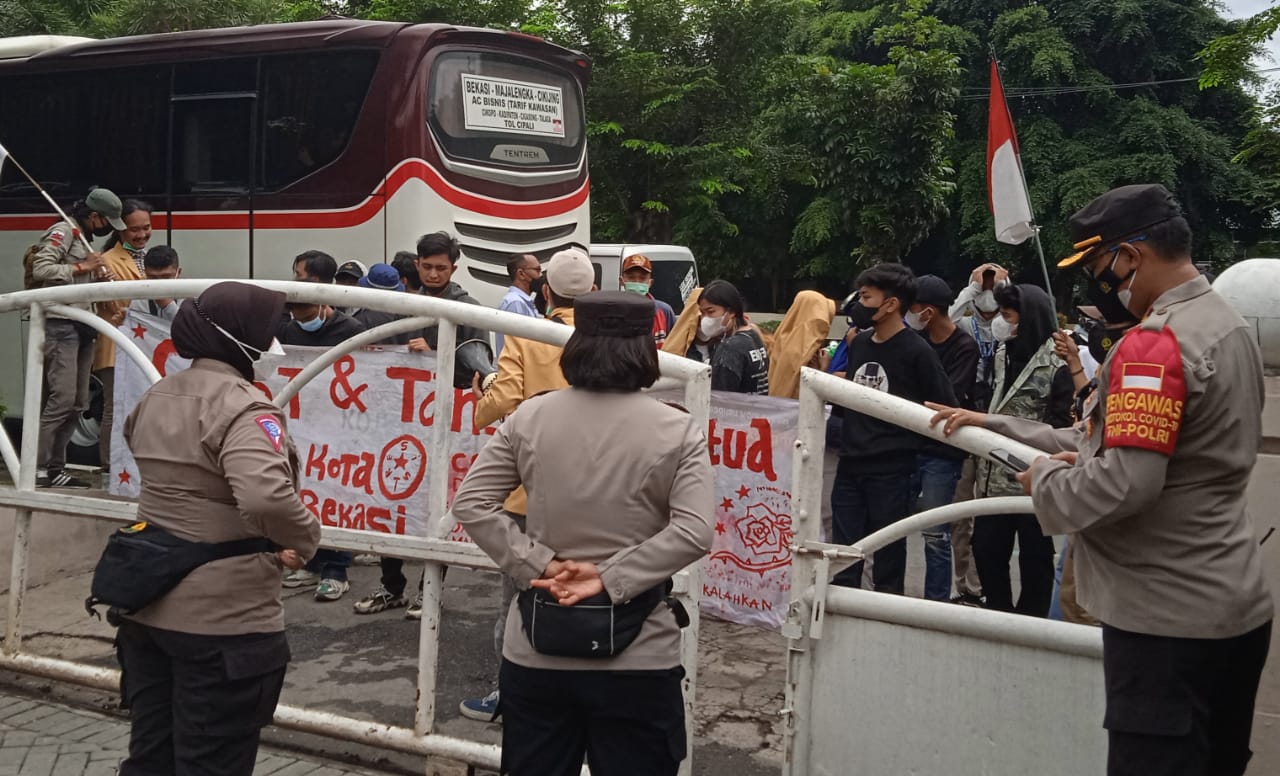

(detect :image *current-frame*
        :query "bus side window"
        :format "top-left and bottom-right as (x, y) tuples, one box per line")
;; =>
(260, 52), (379, 191)
(0, 67), (167, 200)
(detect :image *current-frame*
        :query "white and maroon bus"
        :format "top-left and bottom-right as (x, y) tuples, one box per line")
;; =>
(0, 19), (590, 429)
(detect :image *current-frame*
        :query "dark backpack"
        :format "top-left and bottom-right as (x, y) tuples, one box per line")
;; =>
(22, 243), (40, 290)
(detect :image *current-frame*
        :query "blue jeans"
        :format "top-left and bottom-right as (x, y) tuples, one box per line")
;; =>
(1048, 536), (1067, 621)
(830, 458), (915, 593)
(910, 455), (964, 601)
(306, 550), (352, 581)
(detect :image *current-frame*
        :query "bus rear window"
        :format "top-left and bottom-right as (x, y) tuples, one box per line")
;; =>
(429, 51), (584, 168)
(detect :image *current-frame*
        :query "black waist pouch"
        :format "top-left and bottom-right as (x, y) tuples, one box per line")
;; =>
(517, 580), (689, 659)
(86, 521), (279, 620)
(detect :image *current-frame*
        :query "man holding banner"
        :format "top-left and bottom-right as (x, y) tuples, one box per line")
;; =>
(30, 187), (126, 488)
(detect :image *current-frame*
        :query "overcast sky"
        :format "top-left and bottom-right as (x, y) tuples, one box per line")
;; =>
(1225, 0), (1280, 78)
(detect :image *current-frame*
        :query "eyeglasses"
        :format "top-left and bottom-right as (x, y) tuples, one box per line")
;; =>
(1088, 235), (1147, 278)
(1106, 235), (1147, 254)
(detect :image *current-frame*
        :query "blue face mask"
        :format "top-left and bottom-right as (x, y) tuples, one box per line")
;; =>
(296, 314), (325, 332)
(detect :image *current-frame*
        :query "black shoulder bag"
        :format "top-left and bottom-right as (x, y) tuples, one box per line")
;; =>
(517, 580), (689, 659)
(85, 521), (279, 622)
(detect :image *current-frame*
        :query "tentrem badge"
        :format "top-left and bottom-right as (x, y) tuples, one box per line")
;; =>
(1104, 327), (1186, 456)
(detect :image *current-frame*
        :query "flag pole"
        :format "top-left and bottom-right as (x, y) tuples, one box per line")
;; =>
(0, 143), (95, 254)
(988, 48), (1056, 320)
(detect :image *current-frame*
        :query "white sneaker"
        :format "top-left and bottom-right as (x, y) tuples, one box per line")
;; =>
(282, 569), (320, 588)
(315, 578), (351, 602)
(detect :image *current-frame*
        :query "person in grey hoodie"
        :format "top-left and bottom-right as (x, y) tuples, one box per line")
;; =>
(407, 231), (491, 359)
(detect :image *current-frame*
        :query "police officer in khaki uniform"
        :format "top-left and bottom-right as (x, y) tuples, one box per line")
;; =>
(28, 187), (124, 488)
(116, 282), (321, 776)
(931, 185), (1273, 776)
(453, 291), (715, 776)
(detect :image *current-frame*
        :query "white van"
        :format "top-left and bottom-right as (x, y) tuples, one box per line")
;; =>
(588, 244), (699, 312)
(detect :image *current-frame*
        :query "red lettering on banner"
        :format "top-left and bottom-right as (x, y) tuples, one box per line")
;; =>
(418, 390), (436, 427)
(384, 367), (494, 435)
(277, 367), (303, 419)
(301, 489), (408, 534)
(707, 418), (778, 483)
(304, 443), (376, 495)
(702, 584), (774, 612)
(449, 452), (479, 500)
(387, 366), (434, 423)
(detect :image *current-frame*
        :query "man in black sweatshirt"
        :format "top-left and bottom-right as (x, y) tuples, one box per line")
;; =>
(833, 263), (955, 593)
(905, 275), (979, 602)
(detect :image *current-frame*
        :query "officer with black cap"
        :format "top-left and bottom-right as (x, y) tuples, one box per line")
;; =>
(930, 184), (1273, 776)
(453, 290), (714, 776)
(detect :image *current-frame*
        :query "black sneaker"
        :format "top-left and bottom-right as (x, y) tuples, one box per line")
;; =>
(950, 593), (985, 608)
(36, 470), (92, 489)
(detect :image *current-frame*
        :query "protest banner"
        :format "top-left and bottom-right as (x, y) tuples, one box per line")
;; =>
(112, 311), (804, 629)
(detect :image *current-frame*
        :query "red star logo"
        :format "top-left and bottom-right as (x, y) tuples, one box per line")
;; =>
(715, 522), (726, 535)
(131, 324), (147, 339)
(393, 453), (408, 470)
(118, 470), (132, 485)
(720, 497), (734, 511)
(736, 485), (750, 500)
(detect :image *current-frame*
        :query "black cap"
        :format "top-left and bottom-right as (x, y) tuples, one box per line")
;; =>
(1059, 184), (1182, 268)
(914, 275), (953, 310)
(336, 260), (367, 279)
(573, 291), (654, 337)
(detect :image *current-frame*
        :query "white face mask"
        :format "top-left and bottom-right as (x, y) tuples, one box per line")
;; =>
(210, 319), (285, 360)
(974, 290), (999, 314)
(904, 310), (927, 331)
(1117, 264), (1137, 311)
(700, 315), (727, 340)
(990, 315), (1017, 342)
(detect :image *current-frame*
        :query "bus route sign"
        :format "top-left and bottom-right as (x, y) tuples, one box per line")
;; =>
(461, 73), (565, 138)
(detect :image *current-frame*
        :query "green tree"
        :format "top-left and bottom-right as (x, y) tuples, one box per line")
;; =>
(783, 0), (963, 279)
(936, 0), (1268, 283)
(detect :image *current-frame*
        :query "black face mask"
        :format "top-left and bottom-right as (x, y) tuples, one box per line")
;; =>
(847, 301), (882, 330)
(1085, 257), (1140, 326)
(92, 223), (114, 238)
(1086, 321), (1133, 363)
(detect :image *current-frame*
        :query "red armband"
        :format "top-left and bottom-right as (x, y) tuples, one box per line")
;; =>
(1103, 327), (1186, 456)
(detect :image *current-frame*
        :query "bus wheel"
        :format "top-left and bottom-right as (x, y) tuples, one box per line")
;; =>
(67, 373), (104, 468)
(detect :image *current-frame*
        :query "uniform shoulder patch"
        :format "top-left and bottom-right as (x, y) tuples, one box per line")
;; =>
(1103, 327), (1186, 456)
(254, 414), (284, 453)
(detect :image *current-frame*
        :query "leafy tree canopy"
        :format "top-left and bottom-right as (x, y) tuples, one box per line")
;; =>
(2, 0), (1274, 305)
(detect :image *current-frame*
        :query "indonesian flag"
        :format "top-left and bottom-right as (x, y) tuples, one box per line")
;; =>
(986, 60), (1036, 245)
(1121, 362), (1165, 392)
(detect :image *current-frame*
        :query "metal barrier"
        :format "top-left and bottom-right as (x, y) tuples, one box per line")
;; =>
(0, 279), (712, 775)
(781, 367), (1106, 775)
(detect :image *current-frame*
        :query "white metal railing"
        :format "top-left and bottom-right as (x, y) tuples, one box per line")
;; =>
(0, 279), (712, 775)
(781, 367), (1105, 775)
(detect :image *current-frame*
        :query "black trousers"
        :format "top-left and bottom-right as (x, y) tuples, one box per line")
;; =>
(499, 660), (686, 776)
(115, 620), (290, 776)
(971, 512), (1054, 616)
(1103, 621), (1272, 776)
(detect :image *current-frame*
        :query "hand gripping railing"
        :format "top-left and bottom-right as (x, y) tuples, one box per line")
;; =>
(0, 279), (712, 776)
(780, 366), (1063, 776)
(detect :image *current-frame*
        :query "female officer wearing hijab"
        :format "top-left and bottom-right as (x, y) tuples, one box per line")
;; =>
(115, 281), (321, 776)
(453, 291), (715, 776)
